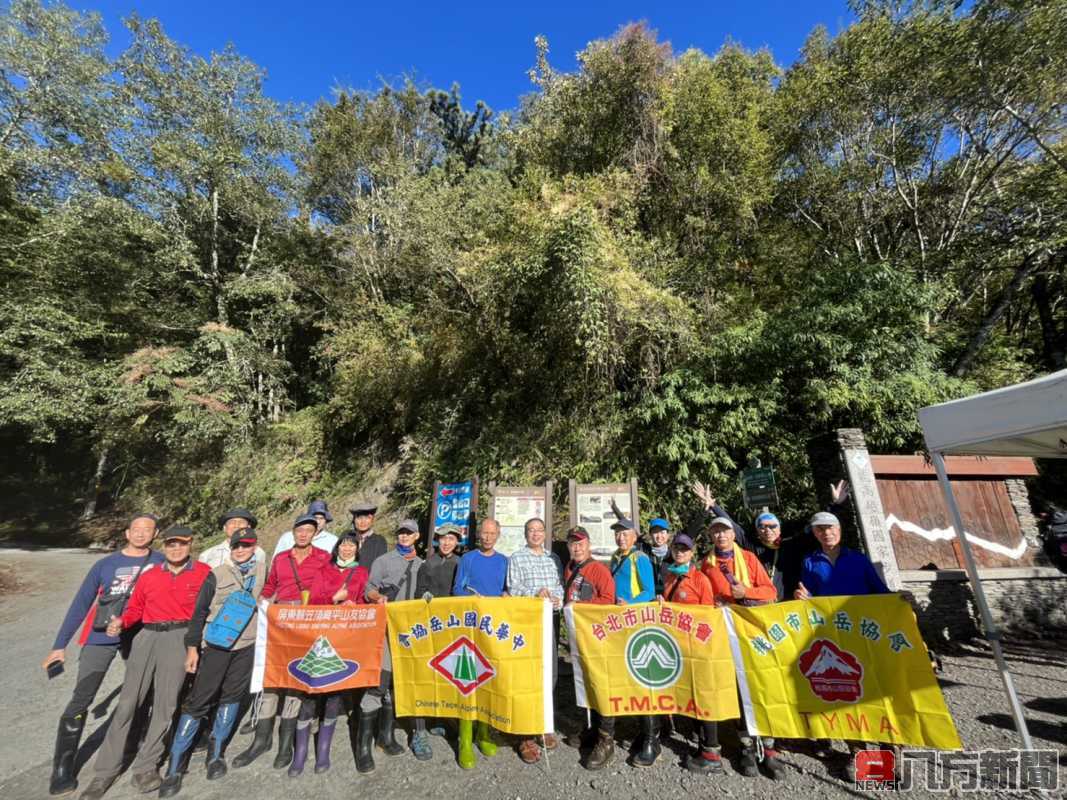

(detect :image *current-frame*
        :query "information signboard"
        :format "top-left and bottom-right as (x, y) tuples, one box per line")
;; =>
(430, 478), (478, 548)
(741, 466), (779, 510)
(487, 482), (554, 557)
(568, 478), (640, 560)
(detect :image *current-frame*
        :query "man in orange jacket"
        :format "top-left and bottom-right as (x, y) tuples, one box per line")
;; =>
(699, 517), (784, 780)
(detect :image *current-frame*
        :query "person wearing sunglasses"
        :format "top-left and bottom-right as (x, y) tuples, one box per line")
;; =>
(158, 527), (266, 796)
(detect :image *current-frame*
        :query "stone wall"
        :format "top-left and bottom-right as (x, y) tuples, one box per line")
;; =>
(902, 567), (1067, 646)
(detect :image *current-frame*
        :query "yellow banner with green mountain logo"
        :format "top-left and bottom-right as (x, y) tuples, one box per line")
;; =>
(725, 596), (961, 749)
(565, 602), (739, 721)
(387, 597), (553, 735)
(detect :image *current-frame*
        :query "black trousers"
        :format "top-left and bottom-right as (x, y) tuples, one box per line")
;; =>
(181, 645), (254, 718)
(62, 644), (123, 719)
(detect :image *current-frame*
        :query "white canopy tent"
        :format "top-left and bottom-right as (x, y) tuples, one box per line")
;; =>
(918, 368), (1067, 751)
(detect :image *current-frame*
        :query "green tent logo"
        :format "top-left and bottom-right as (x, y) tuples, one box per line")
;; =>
(625, 627), (682, 689)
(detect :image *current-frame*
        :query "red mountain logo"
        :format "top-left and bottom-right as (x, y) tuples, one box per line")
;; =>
(798, 639), (864, 702)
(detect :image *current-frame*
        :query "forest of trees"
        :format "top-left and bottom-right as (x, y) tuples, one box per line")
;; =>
(2, 0), (1065, 538)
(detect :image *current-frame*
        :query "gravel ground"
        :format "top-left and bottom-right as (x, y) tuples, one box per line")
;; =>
(1, 549), (1064, 800)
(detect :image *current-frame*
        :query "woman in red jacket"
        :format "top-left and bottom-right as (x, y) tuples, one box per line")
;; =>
(289, 532), (369, 777)
(698, 517), (784, 780)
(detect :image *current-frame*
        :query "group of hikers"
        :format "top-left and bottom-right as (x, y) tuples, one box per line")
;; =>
(42, 480), (892, 799)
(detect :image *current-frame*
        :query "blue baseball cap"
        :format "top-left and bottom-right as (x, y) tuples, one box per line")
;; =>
(649, 518), (670, 531)
(293, 513), (318, 530)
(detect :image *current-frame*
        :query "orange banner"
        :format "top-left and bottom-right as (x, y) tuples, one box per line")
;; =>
(251, 603), (387, 694)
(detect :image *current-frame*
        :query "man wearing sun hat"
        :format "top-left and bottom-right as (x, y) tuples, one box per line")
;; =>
(80, 527), (212, 800)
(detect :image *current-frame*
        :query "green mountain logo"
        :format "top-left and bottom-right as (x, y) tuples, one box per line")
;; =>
(625, 628), (683, 689)
(287, 636), (360, 688)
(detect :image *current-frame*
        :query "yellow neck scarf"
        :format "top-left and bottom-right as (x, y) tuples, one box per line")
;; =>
(708, 543), (750, 587)
(611, 549), (644, 599)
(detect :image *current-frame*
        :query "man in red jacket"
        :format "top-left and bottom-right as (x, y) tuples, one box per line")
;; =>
(80, 527), (211, 800)
(234, 514), (331, 771)
(561, 527), (617, 771)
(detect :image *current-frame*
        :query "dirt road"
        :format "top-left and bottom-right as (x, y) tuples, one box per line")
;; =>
(0, 548), (1063, 799)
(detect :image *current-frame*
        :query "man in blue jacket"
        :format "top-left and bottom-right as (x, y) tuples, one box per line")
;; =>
(41, 514), (164, 796)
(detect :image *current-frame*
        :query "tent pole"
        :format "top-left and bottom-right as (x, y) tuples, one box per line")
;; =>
(930, 452), (1034, 751)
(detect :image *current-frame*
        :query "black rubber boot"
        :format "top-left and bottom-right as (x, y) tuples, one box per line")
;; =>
(272, 717), (297, 769)
(375, 699), (404, 756)
(49, 715), (85, 796)
(232, 718), (273, 769)
(630, 716), (661, 767)
(355, 709), (376, 774)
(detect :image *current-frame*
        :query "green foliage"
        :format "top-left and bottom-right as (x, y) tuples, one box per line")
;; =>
(3, 0), (1066, 537)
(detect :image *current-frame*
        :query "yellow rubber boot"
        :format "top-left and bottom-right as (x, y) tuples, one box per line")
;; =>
(475, 721), (497, 757)
(457, 719), (476, 769)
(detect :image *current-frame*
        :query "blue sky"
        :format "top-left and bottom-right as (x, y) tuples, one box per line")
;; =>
(81, 1), (855, 112)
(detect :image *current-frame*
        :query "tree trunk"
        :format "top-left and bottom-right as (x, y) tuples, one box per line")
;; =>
(952, 251), (1043, 378)
(1032, 272), (1067, 371)
(79, 448), (109, 521)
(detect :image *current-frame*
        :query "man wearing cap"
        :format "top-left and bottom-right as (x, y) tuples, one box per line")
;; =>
(157, 527), (265, 797)
(507, 517), (564, 764)
(79, 527), (212, 800)
(451, 519), (508, 768)
(350, 501), (388, 570)
(795, 510), (889, 599)
(199, 509), (266, 569)
(641, 518), (674, 596)
(701, 516), (781, 779)
(43, 514), (164, 796)
(561, 526), (617, 769)
(272, 500), (338, 559)
(234, 514), (331, 771)
(795, 510), (889, 782)
(358, 520), (424, 772)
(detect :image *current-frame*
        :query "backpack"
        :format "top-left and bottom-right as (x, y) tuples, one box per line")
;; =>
(204, 575), (257, 650)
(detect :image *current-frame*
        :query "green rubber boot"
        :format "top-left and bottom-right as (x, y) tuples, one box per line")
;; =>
(475, 721), (497, 757)
(457, 719), (476, 769)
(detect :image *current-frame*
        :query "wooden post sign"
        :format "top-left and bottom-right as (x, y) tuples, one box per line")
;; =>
(487, 481), (554, 557)
(429, 477), (479, 550)
(568, 478), (641, 560)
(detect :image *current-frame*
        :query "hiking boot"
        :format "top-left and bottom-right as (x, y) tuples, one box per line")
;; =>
(685, 749), (724, 774)
(410, 729), (432, 761)
(518, 738), (541, 764)
(79, 777), (112, 800)
(130, 771), (161, 793)
(232, 718), (273, 768)
(630, 716), (660, 767)
(157, 773), (182, 799)
(474, 721), (497, 757)
(376, 699), (404, 756)
(287, 724), (311, 778)
(314, 720), (336, 773)
(50, 715), (85, 796)
(763, 748), (786, 780)
(739, 745), (759, 777)
(457, 719), (475, 769)
(272, 717), (297, 769)
(355, 710), (376, 774)
(584, 732), (614, 770)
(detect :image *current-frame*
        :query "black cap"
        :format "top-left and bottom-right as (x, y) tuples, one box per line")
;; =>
(293, 513), (318, 530)
(163, 526), (194, 542)
(349, 501), (378, 516)
(218, 508), (258, 528)
(228, 527), (258, 548)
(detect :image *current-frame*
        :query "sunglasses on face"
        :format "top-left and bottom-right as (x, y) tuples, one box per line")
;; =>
(758, 523), (779, 529)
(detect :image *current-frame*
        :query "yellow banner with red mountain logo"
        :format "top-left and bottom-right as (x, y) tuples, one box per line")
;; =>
(726, 596), (961, 749)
